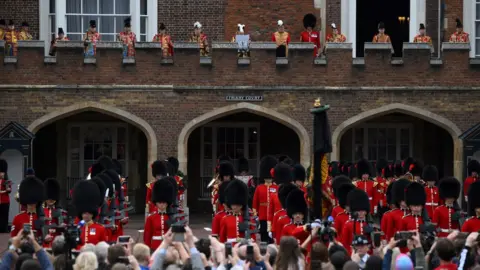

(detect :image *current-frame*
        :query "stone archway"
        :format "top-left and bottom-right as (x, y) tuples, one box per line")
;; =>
(331, 103), (463, 180)
(177, 102), (311, 173)
(27, 101), (157, 178)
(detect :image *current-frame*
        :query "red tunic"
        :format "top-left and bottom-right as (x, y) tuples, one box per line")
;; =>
(268, 193), (282, 224)
(372, 177), (388, 214)
(299, 30), (321, 56)
(340, 219), (368, 255)
(331, 206), (343, 222)
(334, 211), (350, 238)
(43, 207), (64, 248)
(145, 181), (157, 214)
(433, 205), (459, 237)
(219, 213), (257, 245)
(275, 215), (290, 244)
(434, 263), (458, 270)
(144, 212), (170, 250)
(282, 223), (310, 244)
(461, 217), (480, 233)
(77, 222), (107, 249)
(11, 211), (39, 237)
(0, 178), (11, 204)
(252, 183), (278, 221)
(323, 176), (335, 210)
(353, 180), (375, 214)
(175, 175), (185, 208)
(390, 208), (409, 236)
(400, 214), (424, 231)
(381, 209), (396, 240)
(211, 210), (227, 237)
(105, 198), (126, 242)
(271, 209), (286, 238)
(425, 186), (439, 219)
(463, 176), (478, 202)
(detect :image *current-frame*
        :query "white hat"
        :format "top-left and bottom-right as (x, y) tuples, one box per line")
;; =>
(238, 24), (245, 33)
(331, 23), (337, 29)
(277, 20), (284, 26)
(194, 21), (202, 28)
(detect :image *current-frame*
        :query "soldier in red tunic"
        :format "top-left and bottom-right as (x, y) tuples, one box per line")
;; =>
(401, 157), (416, 182)
(210, 156), (233, 213)
(300, 14), (321, 57)
(272, 183), (298, 244)
(423, 165), (440, 219)
(326, 162), (344, 214)
(0, 159), (11, 233)
(104, 169), (128, 242)
(340, 188), (371, 255)
(380, 183), (395, 240)
(393, 160), (404, 180)
(144, 178), (174, 250)
(293, 164), (307, 194)
(167, 157), (186, 211)
(410, 160), (425, 184)
(213, 160), (235, 214)
(211, 182), (230, 238)
(373, 158), (389, 216)
(400, 182), (426, 231)
(334, 183), (355, 237)
(331, 175), (351, 221)
(353, 159), (376, 215)
(433, 177), (461, 237)
(42, 178), (64, 248)
(463, 160), (480, 206)
(252, 155), (278, 242)
(146, 160), (169, 215)
(388, 179), (411, 238)
(462, 181), (480, 232)
(72, 180), (107, 249)
(281, 189), (309, 244)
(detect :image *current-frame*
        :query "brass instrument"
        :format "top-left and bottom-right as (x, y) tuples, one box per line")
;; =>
(14, 184), (20, 202)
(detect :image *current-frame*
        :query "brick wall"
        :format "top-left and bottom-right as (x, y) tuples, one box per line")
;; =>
(426, 0), (440, 53)
(445, 0), (463, 41)
(326, 0), (341, 35)
(0, 0), (39, 38)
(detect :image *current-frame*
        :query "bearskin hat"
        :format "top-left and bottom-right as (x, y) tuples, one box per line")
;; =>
(338, 183), (356, 209)
(279, 155), (294, 166)
(329, 161), (342, 177)
(405, 182), (426, 206)
(394, 160), (403, 177)
(384, 164), (393, 178)
(348, 164), (358, 180)
(152, 178), (175, 205)
(386, 182), (394, 205)
(218, 161), (235, 179)
(0, 159), (7, 173)
(152, 160), (169, 178)
(456, 18), (463, 28)
(468, 160), (480, 175)
(91, 155), (115, 178)
(340, 162), (351, 176)
(218, 155), (232, 163)
(293, 164), (306, 182)
(225, 179), (248, 208)
(19, 177), (45, 205)
(347, 188), (370, 213)
(89, 20), (96, 27)
(422, 165), (438, 183)
(392, 178), (410, 206)
(273, 162), (293, 185)
(112, 159), (123, 176)
(378, 21), (385, 29)
(303, 13), (317, 29)
(278, 183), (298, 209)
(468, 181), (480, 216)
(167, 157), (179, 174)
(438, 177), (460, 200)
(104, 169), (123, 200)
(286, 189), (308, 217)
(259, 155), (278, 182)
(164, 176), (178, 198)
(218, 181), (229, 205)
(356, 158), (372, 178)
(91, 176), (107, 206)
(44, 178), (60, 201)
(97, 173), (114, 198)
(26, 168), (35, 175)
(376, 158), (388, 175)
(238, 157), (249, 173)
(72, 180), (101, 219)
(332, 175), (351, 198)
(402, 157), (415, 174)
(410, 160), (424, 177)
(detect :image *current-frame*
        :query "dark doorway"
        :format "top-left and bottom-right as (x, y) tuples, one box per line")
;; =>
(356, 0), (410, 57)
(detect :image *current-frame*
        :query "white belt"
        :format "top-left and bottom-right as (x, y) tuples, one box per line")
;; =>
(227, 238), (240, 243)
(368, 197), (372, 200)
(425, 203), (438, 206)
(438, 229), (454, 233)
(152, 236), (164, 240)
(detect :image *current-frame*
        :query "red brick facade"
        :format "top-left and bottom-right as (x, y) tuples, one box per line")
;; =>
(0, 0), (39, 38)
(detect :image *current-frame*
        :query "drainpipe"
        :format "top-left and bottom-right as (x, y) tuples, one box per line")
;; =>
(438, 0), (445, 58)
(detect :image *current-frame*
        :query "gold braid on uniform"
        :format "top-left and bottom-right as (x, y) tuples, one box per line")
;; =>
(320, 154), (329, 217)
(307, 154), (314, 206)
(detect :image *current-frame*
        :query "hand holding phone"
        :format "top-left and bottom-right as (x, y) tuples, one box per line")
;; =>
(118, 235), (131, 245)
(246, 245), (255, 264)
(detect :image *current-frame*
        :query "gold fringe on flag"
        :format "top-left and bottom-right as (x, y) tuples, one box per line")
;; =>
(307, 153), (330, 217)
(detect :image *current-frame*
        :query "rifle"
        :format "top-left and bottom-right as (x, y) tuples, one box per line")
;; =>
(238, 204), (259, 242)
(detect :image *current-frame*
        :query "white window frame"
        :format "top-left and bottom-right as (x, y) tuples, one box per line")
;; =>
(199, 122), (261, 200)
(341, 0), (425, 58)
(39, 0), (158, 55)
(351, 123), (413, 162)
(67, 122), (129, 178)
(465, 0), (478, 57)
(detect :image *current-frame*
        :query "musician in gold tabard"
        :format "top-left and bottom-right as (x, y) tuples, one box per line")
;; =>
(413, 23), (432, 44)
(272, 20), (291, 57)
(18, 21), (33, 40)
(189, 21), (209, 57)
(372, 22), (391, 43)
(153, 23), (174, 57)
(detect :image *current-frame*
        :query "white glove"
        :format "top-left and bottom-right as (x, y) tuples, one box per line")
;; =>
(268, 232), (273, 239)
(311, 222), (322, 229)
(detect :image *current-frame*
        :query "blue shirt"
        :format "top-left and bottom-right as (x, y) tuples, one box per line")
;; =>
(140, 265), (150, 270)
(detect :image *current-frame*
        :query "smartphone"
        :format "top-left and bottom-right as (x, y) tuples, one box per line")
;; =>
(372, 232), (381, 248)
(118, 235), (130, 244)
(259, 242), (268, 255)
(23, 224), (31, 236)
(172, 224), (186, 242)
(246, 245), (254, 263)
(225, 242), (232, 257)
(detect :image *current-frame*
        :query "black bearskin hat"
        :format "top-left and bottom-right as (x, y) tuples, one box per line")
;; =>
(19, 177), (45, 205)
(159, 23), (166, 30)
(456, 18), (463, 28)
(386, 182), (394, 205)
(112, 159), (123, 176)
(0, 159), (7, 173)
(238, 157), (249, 173)
(279, 183), (298, 209)
(279, 155), (294, 166)
(89, 20), (96, 28)
(303, 13), (317, 29)
(347, 188), (370, 213)
(332, 175), (351, 198)
(21, 21), (29, 27)
(384, 164), (393, 178)
(338, 183), (356, 209)
(259, 155), (278, 182)
(378, 21), (385, 29)
(151, 160), (169, 178)
(405, 182), (426, 206)
(392, 178), (410, 206)
(215, 156), (233, 174)
(438, 177), (460, 200)
(164, 176), (178, 197)
(419, 23), (426, 30)
(124, 17), (131, 27)
(58, 27), (64, 35)
(225, 179), (248, 208)
(152, 178), (175, 205)
(218, 181), (228, 205)
(167, 157), (179, 174)
(104, 169), (123, 200)
(376, 158), (388, 175)
(394, 160), (403, 177)
(44, 178), (60, 201)
(91, 155), (115, 177)
(410, 160), (424, 177)
(293, 164), (306, 182)
(91, 176), (107, 206)
(273, 162), (293, 185)
(402, 157), (415, 174)
(218, 161), (235, 179)
(97, 173), (114, 198)
(356, 158), (372, 178)
(286, 189), (307, 218)
(468, 181), (480, 216)
(468, 160), (480, 175)
(348, 164), (358, 179)
(422, 165), (438, 183)
(340, 162), (351, 176)
(329, 161), (342, 177)
(73, 180), (101, 219)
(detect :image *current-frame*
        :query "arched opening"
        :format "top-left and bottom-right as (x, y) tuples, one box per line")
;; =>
(185, 110), (304, 214)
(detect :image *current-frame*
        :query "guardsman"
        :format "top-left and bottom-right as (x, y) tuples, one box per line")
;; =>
(327, 162), (344, 212)
(144, 178), (174, 250)
(113, 159), (129, 221)
(84, 20), (100, 57)
(269, 163), (293, 234)
(211, 182), (230, 238)
(212, 160), (235, 214)
(42, 178), (63, 248)
(372, 22), (391, 43)
(219, 179), (256, 244)
(167, 157), (186, 212)
(0, 159), (11, 233)
(423, 165), (440, 219)
(4, 20), (18, 56)
(272, 183), (298, 244)
(210, 156), (233, 213)
(462, 181), (480, 232)
(393, 160), (403, 179)
(73, 180), (107, 249)
(402, 157), (416, 181)
(326, 23), (347, 43)
(463, 160), (480, 205)
(146, 160), (169, 215)
(153, 23), (174, 57)
(18, 21), (33, 40)
(389, 179), (410, 238)
(300, 14), (321, 57)
(340, 188), (371, 255)
(236, 157), (254, 188)
(334, 183), (355, 237)
(104, 169), (128, 242)
(293, 164), (307, 194)
(11, 176), (45, 240)
(372, 158), (389, 216)
(49, 28), (69, 56)
(380, 183), (395, 240)
(413, 23), (432, 44)
(353, 159), (375, 214)
(348, 164), (359, 182)
(410, 160), (425, 184)
(272, 20), (291, 57)
(281, 189), (309, 245)
(278, 155), (294, 166)
(331, 175), (351, 221)
(449, 19), (470, 43)
(400, 182), (426, 231)
(91, 176), (108, 224)
(189, 21), (209, 56)
(118, 17), (136, 57)
(433, 177), (461, 237)
(252, 155), (278, 242)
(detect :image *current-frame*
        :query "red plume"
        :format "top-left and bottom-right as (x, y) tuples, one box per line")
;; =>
(88, 166), (92, 173)
(270, 168), (275, 178)
(381, 168), (385, 176)
(401, 161), (405, 167)
(409, 164), (414, 172)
